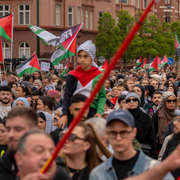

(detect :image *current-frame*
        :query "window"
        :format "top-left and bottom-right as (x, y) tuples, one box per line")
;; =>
(124, 0), (128, 4)
(137, 0), (140, 8)
(90, 11), (93, 29)
(2, 42), (10, 59)
(86, 10), (88, 29)
(81, 9), (84, 27)
(131, 0), (133, 5)
(56, 5), (60, 26)
(19, 42), (30, 58)
(165, 12), (171, 23)
(99, 12), (103, 17)
(68, 6), (73, 26)
(116, 0), (119, 4)
(77, 7), (81, 24)
(165, 0), (170, 5)
(0, 5), (10, 18)
(144, 0), (148, 8)
(19, 5), (30, 25)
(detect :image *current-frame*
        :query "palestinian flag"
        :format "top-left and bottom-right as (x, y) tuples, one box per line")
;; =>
(28, 25), (57, 46)
(99, 60), (108, 72)
(0, 13), (13, 41)
(136, 58), (146, 70)
(175, 32), (180, 49)
(61, 58), (70, 78)
(159, 55), (168, 68)
(149, 55), (162, 72)
(16, 53), (40, 77)
(0, 38), (3, 64)
(51, 24), (83, 66)
(136, 56), (142, 66)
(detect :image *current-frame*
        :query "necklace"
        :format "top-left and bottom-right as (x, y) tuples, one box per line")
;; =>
(66, 164), (85, 180)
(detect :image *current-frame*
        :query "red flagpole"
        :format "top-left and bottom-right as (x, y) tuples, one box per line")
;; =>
(40, 0), (155, 174)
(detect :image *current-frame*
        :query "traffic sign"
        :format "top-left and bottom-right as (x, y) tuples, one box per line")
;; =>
(168, 57), (174, 65)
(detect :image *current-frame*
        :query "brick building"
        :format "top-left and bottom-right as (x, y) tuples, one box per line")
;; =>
(154, 0), (180, 24)
(0, 0), (167, 70)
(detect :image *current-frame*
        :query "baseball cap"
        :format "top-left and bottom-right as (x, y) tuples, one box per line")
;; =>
(106, 109), (135, 127)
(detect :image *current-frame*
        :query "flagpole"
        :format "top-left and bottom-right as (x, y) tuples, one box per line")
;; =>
(10, 12), (14, 71)
(0, 37), (3, 85)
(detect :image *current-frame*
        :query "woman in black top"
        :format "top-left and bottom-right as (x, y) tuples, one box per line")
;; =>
(124, 92), (157, 159)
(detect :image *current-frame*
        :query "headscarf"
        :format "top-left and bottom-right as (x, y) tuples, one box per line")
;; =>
(157, 92), (176, 144)
(12, 97), (30, 107)
(134, 84), (153, 111)
(56, 107), (62, 115)
(37, 111), (57, 133)
(77, 40), (97, 67)
(125, 92), (141, 120)
(157, 91), (176, 111)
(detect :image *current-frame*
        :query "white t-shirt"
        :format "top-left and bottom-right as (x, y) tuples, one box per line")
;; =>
(0, 103), (11, 119)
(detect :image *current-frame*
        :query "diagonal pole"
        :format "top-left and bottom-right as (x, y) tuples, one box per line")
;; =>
(40, 0), (155, 174)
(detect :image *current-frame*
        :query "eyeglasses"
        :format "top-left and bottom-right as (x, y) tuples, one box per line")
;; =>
(166, 99), (176, 103)
(59, 132), (87, 142)
(126, 98), (138, 103)
(107, 129), (133, 139)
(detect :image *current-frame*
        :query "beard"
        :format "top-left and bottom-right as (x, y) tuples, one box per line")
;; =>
(1, 98), (10, 104)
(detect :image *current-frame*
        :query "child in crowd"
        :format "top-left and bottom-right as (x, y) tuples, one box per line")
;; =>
(58, 40), (106, 128)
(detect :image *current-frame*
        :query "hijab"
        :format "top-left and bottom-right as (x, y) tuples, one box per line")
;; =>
(37, 111), (57, 133)
(12, 97), (30, 107)
(134, 84), (152, 111)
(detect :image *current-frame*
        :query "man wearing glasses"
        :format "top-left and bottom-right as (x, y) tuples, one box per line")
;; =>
(89, 109), (174, 180)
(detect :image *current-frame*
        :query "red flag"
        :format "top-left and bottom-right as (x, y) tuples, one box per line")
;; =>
(141, 58), (146, 69)
(0, 13), (13, 41)
(151, 55), (161, 70)
(29, 53), (40, 70)
(101, 60), (108, 70)
(0, 38), (3, 64)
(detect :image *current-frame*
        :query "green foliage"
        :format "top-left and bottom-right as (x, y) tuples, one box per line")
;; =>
(95, 12), (121, 61)
(95, 10), (177, 65)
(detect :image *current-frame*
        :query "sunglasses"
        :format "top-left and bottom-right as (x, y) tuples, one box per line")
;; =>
(126, 98), (138, 103)
(167, 99), (176, 103)
(59, 132), (87, 142)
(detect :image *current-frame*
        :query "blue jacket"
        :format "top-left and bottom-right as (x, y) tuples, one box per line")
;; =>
(89, 150), (174, 180)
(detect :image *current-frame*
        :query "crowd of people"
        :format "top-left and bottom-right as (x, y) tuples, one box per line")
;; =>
(0, 40), (180, 179)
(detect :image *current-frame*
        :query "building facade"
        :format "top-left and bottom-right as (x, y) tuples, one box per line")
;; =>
(0, 0), (175, 70)
(154, 0), (180, 24)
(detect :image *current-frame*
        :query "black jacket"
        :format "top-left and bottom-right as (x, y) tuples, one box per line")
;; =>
(135, 111), (157, 159)
(162, 133), (180, 179)
(0, 152), (18, 180)
(164, 120), (174, 141)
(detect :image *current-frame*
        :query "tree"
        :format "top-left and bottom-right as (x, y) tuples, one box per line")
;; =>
(117, 10), (143, 65)
(95, 12), (121, 61)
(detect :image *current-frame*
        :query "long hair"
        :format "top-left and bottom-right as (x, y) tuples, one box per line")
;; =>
(77, 122), (111, 174)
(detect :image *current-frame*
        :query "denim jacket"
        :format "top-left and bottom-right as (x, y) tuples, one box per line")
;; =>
(89, 150), (174, 180)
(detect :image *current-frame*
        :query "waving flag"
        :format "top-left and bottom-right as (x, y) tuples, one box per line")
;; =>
(61, 59), (70, 78)
(175, 32), (180, 49)
(16, 53), (40, 77)
(99, 60), (108, 72)
(159, 55), (168, 68)
(51, 24), (83, 65)
(148, 55), (162, 72)
(136, 56), (142, 66)
(0, 13), (13, 41)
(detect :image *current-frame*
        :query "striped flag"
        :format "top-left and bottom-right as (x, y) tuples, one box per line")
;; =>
(61, 59), (70, 78)
(16, 53), (40, 77)
(175, 32), (180, 49)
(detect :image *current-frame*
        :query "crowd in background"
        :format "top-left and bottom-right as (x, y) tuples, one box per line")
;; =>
(0, 40), (180, 180)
